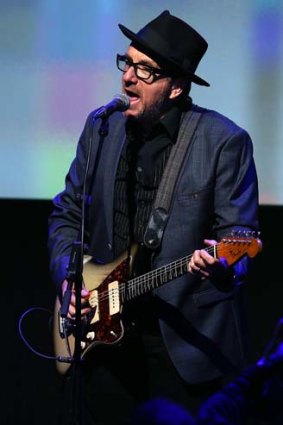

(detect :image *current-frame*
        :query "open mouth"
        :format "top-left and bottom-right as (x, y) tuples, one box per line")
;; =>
(125, 90), (140, 104)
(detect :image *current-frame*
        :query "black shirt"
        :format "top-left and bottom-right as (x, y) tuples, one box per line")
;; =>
(113, 102), (186, 334)
(113, 104), (183, 259)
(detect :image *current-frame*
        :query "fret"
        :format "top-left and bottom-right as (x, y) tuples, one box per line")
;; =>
(123, 234), (262, 303)
(125, 255), (190, 300)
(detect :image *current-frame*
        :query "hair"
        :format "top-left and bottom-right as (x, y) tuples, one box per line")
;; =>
(170, 77), (192, 102)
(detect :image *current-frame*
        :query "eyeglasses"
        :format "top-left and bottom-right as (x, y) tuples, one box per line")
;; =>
(116, 54), (169, 84)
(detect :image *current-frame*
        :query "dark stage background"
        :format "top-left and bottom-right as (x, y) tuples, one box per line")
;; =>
(2, 199), (282, 424)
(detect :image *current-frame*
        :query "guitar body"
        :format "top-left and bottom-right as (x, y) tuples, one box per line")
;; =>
(54, 246), (137, 375)
(53, 234), (262, 375)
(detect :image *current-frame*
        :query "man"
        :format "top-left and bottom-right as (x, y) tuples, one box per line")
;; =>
(48, 10), (259, 425)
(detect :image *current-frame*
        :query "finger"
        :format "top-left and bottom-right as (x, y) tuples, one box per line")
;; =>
(188, 261), (202, 274)
(68, 304), (91, 319)
(199, 269), (209, 278)
(81, 306), (91, 316)
(68, 305), (76, 319)
(204, 239), (217, 246)
(81, 288), (90, 298)
(200, 248), (219, 265)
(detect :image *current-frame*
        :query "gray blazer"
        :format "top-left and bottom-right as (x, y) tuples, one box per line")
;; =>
(48, 104), (259, 384)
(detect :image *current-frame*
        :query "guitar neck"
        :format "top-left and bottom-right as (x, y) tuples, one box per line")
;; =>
(119, 234), (261, 302)
(125, 254), (190, 301)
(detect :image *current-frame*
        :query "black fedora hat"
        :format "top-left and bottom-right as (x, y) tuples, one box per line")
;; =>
(119, 10), (209, 87)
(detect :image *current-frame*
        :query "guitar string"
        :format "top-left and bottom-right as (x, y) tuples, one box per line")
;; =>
(89, 246), (202, 304)
(87, 239), (254, 305)
(60, 236), (258, 357)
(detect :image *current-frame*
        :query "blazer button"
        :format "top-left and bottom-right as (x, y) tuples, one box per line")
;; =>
(108, 243), (112, 251)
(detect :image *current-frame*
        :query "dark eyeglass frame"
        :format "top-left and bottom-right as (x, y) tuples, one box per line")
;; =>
(116, 54), (169, 83)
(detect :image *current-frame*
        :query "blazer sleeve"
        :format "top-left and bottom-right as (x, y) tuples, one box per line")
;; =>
(48, 113), (95, 293)
(212, 125), (259, 285)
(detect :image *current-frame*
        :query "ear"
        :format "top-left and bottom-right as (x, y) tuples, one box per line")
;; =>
(169, 78), (186, 100)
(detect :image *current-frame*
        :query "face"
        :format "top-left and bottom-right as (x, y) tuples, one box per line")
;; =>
(120, 46), (182, 127)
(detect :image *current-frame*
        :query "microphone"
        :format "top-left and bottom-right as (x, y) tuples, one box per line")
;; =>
(93, 93), (130, 120)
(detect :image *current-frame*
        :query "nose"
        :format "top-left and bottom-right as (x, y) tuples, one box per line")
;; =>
(122, 65), (138, 84)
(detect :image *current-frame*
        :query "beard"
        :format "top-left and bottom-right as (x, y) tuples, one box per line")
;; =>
(127, 84), (173, 135)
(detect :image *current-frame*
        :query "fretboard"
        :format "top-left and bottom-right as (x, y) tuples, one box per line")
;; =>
(125, 254), (190, 301)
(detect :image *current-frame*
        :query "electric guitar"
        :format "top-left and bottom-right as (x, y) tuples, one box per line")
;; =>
(53, 232), (262, 374)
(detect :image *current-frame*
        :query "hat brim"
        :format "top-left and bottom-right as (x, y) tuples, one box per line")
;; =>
(119, 23), (210, 87)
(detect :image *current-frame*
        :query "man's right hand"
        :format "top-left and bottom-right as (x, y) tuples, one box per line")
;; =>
(61, 279), (91, 319)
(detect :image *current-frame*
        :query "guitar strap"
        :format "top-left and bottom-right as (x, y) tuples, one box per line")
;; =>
(143, 107), (203, 249)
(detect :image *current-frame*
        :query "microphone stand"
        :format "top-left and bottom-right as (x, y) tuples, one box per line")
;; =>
(59, 114), (110, 425)
(59, 233), (84, 425)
